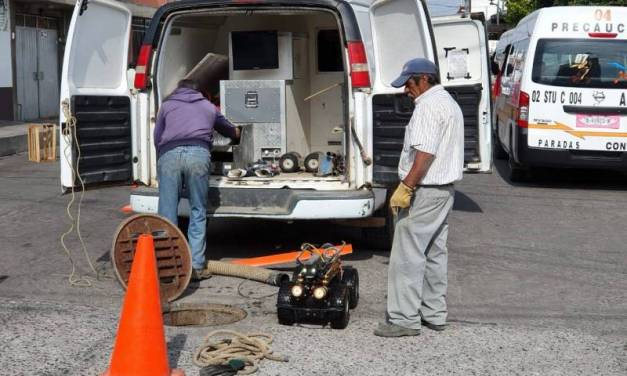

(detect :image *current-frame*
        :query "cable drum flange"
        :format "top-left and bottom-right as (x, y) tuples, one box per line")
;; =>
(111, 214), (192, 302)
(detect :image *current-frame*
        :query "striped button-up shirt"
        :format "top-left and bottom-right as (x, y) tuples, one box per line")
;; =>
(398, 85), (464, 185)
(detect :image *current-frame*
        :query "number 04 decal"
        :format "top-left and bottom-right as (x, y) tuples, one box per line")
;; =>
(594, 9), (611, 21)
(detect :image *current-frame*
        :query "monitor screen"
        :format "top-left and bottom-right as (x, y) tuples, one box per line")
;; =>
(231, 30), (279, 70)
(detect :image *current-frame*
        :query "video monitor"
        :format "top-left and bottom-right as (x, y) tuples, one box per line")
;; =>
(231, 30), (279, 70)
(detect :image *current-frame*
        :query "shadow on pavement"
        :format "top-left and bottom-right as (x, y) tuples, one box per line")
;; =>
(453, 191), (482, 213)
(167, 333), (188, 369)
(493, 159), (627, 190)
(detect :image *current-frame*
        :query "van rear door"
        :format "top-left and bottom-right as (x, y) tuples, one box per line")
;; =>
(431, 14), (492, 172)
(364, 0), (437, 185)
(59, 0), (135, 189)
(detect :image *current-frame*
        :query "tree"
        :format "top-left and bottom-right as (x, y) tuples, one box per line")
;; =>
(504, 0), (534, 25)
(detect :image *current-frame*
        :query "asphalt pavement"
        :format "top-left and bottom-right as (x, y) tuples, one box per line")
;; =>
(0, 152), (625, 375)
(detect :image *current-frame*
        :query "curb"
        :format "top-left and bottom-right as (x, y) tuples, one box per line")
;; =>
(0, 133), (28, 157)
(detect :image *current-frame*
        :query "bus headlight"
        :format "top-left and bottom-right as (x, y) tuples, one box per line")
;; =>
(313, 286), (327, 300)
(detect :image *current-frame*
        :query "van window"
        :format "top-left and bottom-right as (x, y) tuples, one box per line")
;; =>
(532, 38), (627, 89)
(317, 30), (343, 72)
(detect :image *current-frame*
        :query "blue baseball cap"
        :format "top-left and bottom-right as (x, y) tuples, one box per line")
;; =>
(391, 58), (438, 88)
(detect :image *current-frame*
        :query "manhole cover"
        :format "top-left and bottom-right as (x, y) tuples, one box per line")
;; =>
(164, 303), (247, 327)
(111, 214), (192, 302)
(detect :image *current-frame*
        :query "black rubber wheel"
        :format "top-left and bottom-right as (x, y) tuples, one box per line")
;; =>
(342, 267), (359, 309)
(277, 282), (295, 326)
(279, 152), (301, 173)
(330, 286), (350, 329)
(304, 152), (321, 173)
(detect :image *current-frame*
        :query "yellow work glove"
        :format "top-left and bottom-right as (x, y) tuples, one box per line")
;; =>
(389, 181), (415, 215)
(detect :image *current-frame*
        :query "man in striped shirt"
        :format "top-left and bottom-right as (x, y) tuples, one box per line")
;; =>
(374, 58), (464, 337)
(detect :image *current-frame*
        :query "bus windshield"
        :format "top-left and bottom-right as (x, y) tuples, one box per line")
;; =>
(532, 38), (627, 89)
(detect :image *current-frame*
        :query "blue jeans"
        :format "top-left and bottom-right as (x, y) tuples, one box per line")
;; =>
(157, 146), (210, 269)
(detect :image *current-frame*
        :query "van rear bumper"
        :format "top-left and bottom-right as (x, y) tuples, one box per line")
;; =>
(514, 128), (627, 171)
(130, 187), (375, 219)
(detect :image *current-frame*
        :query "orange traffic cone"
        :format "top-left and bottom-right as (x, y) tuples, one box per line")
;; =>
(101, 234), (185, 376)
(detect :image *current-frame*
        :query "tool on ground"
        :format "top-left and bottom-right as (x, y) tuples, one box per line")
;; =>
(193, 330), (288, 375)
(100, 234), (185, 376)
(229, 243), (353, 267)
(350, 124), (372, 166)
(276, 243), (359, 329)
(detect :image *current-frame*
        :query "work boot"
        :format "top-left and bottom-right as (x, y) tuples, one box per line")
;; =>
(373, 322), (420, 337)
(421, 319), (447, 332)
(191, 268), (212, 281)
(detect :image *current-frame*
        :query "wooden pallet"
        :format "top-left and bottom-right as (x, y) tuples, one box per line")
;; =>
(28, 124), (57, 163)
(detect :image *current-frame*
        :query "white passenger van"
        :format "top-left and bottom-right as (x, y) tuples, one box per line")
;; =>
(59, 0), (491, 247)
(492, 6), (627, 180)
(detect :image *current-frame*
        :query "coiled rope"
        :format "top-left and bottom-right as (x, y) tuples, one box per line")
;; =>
(193, 330), (288, 374)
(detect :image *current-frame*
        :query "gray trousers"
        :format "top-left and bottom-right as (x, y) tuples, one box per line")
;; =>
(387, 186), (455, 329)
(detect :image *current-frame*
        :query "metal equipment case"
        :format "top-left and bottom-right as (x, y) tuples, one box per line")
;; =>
(220, 80), (287, 164)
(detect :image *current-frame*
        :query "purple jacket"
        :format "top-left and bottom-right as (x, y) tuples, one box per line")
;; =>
(154, 87), (237, 158)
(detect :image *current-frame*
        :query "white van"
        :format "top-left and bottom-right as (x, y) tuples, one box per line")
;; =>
(492, 6), (627, 180)
(59, 0), (490, 247)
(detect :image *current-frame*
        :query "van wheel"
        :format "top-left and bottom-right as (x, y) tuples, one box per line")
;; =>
(493, 130), (507, 160)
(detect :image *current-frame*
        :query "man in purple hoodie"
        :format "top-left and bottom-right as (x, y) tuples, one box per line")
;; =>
(154, 79), (240, 280)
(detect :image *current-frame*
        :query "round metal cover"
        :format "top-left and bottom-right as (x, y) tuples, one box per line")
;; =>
(111, 214), (192, 302)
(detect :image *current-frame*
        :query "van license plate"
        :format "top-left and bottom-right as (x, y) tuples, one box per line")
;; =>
(576, 114), (620, 129)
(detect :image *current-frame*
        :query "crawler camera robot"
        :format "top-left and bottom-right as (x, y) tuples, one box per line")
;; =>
(276, 243), (359, 329)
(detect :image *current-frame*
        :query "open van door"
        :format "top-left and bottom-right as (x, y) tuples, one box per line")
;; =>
(431, 14), (492, 172)
(60, 0), (134, 189)
(364, 0), (437, 186)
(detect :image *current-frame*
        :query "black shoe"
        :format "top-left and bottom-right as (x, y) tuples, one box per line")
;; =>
(421, 319), (446, 332)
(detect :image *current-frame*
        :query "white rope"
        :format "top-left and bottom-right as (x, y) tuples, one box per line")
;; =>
(58, 99), (104, 287)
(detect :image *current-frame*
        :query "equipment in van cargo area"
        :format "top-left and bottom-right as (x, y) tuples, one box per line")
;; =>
(183, 52), (229, 96)
(231, 30), (279, 71)
(222, 80), (287, 166)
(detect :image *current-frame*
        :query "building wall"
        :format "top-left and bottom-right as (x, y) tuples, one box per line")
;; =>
(0, 0), (164, 122)
(0, 0), (14, 120)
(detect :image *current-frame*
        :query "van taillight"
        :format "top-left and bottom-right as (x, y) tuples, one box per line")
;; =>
(347, 41), (370, 89)
(517, 91), (529, 128)
(134, 44), (153, 90)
